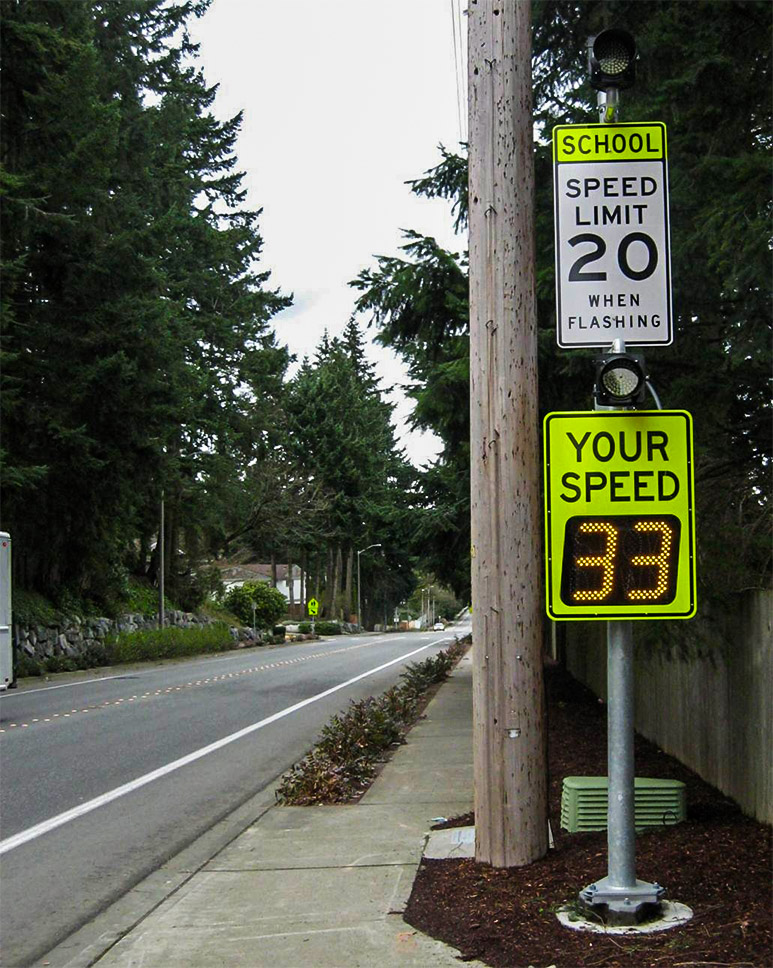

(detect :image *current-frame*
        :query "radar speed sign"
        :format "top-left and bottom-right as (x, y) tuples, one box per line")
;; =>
(543, 411), (696, 621)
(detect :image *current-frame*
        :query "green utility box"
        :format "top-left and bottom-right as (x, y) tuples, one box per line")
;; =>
(561, 776), (686, 832)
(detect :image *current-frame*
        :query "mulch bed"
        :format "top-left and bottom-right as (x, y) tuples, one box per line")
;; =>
(404, 663), (772, 968)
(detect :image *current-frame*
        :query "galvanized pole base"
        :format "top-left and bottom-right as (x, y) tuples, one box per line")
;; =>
(579, 877), (665, 926)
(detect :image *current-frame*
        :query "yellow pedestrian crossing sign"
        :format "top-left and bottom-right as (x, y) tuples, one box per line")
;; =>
(307, 598), (319, 617)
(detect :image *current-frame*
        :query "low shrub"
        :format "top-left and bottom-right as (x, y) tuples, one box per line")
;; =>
(124, 577), (174, 617)
(14, 652), (43, 678)
(276, 637), (469, 805)
(223, 582), (285, 628)
(314, 621), (341, 636)
(400, 650), (457, 694)
(12, 589), (62, 628)
(298, 622), (312, 633)
(44, 655), (79, 673)
(317, 696), (404, 763)
(380, 684), (420, 723)
(105, 623), (233, 664)
(76, 640), (112, 669)
(275, 749), (377, 804)
(272, 625), (286, 637)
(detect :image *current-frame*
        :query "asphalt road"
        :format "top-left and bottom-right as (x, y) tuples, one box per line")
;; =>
(0, 627), (464, 967)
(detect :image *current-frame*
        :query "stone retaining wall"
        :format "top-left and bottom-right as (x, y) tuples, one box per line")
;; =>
(14, 611), (260, 662)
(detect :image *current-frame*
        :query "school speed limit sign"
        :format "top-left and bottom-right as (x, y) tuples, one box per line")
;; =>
(553, 122), (672, 348)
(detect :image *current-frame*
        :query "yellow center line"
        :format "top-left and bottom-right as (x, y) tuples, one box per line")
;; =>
(1, 641), (379, 736)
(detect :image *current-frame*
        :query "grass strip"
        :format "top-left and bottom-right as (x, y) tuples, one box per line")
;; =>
(105, 623), (234, 663)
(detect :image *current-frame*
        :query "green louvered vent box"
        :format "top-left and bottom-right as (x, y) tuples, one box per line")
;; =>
(561, 776), (686, 832)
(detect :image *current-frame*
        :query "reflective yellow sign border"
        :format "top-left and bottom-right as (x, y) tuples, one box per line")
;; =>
(544, 410), (696, 621)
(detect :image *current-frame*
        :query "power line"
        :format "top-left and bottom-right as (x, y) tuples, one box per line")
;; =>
(450, 0), (467, 143)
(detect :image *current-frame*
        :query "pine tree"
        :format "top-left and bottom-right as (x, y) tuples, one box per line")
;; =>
(353, 1), (771, 606)
(283, 324), (416, 623)
(531, 0), (772, 604)
(0, 0), (290, 605)
(351, 172), (471, 598)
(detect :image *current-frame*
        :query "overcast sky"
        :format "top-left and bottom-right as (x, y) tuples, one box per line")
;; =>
(189, 0), (468, 467)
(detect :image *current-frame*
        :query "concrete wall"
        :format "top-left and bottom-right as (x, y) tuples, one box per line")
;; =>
(563, 590), (772, 824)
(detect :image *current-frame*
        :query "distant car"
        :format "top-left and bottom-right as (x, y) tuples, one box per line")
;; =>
(433, 622), (445, 631)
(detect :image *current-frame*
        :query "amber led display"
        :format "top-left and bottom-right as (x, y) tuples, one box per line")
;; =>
(560, 514), (680, 607)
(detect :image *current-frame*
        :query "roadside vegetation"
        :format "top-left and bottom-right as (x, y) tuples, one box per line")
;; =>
(15, 623), (236, 677)
(11, 576), (340, 679)
(221, 581), (286, 629)
(105, 624), (234, 664)
(305, 621), (342, 636)
(276, 638), (469, 805)
(13, 578), (177, 628)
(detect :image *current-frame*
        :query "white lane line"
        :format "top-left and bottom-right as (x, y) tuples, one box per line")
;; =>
(0, 640), (444, 856)
(0, 673), (141, 696)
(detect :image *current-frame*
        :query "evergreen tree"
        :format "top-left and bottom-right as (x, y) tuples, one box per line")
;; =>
(0, 0), (290, 605)
(353, 1), (770, 607)
(532, 0), (772, 605)
(283, 324), (416, 624)
(351, 173), (471, 599)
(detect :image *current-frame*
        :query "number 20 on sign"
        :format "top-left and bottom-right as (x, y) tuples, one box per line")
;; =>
(543, 411), (696, 620)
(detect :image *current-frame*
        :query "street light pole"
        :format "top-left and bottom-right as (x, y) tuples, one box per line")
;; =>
(158, 490), (165, 630)
(356, 543), (382, 630)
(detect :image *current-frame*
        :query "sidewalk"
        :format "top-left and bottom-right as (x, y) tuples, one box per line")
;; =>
(85, 655), (482, 967)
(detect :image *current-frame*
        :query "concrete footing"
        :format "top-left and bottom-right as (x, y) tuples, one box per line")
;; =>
(557, 900), (693, 935)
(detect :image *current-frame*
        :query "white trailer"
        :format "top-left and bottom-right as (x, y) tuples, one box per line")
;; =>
(0, 532), (13, 690)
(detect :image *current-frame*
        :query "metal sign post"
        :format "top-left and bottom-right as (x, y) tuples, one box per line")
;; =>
(307, 597), (318, 635)
(580, 616), (666, 921)
(0, 533), (13, 691)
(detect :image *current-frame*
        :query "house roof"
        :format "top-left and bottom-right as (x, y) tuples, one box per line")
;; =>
(213, 562), (303, 583)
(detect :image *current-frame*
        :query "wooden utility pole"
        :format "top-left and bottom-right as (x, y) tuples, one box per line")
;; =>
(468, 0), (548, 867)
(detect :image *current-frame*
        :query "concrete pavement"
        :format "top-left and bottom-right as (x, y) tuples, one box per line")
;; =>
(75, 654), (483, 967)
